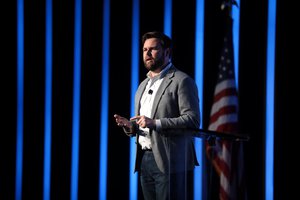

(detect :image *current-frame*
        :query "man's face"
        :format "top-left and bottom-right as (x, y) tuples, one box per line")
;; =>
(143, 38), (166, 72)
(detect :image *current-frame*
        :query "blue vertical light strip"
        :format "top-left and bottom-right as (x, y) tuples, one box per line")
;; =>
(129, 0), (139, 199)
(70, 0), (82, 199)
(232, 0), (240, 89)
(194, 0), (204, 199)
(164, 0), (172, 37)
(265, 0), (276, 199)
(16, 0), (24, 199)
(98, 0), (110, 199)
(43, 0), (53, 200)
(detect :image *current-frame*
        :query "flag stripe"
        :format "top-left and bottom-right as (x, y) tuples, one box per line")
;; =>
(208, 114), (237, 131)
(213, 79), (236, 95)
(210, 95), (238, 116)
(214, 152), (230, 177)
(216, 123), (238, 133)
(213, 84), (237, 101)
(210, 106), (237, 123)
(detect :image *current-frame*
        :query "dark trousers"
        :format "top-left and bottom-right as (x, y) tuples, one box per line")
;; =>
(140, 151), (193, 200)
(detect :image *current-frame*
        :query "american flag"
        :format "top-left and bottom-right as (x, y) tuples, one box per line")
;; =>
(206, 17), (246, 200)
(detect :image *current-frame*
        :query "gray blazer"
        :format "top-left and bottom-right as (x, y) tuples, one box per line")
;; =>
(131, 65), (200, 173)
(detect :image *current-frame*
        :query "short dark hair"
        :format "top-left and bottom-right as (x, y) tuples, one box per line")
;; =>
(142, 31), (172, 50)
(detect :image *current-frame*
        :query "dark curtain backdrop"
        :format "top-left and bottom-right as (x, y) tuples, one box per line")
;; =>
(1, 0), (292, 199)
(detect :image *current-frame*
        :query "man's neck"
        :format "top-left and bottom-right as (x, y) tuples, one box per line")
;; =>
(149, 70), (160, 78)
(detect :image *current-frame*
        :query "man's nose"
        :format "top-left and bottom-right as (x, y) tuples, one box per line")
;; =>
(146, 50), (152, 56)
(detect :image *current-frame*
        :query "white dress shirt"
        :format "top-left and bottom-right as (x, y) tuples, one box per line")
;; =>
(138, 63), (172, 150)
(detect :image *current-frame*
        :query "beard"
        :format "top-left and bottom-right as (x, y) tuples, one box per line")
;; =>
(144, 56), (165, 71)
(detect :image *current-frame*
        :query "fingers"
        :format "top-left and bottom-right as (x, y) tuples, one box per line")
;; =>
(130, 115), (141, 121)
(130, 115), (149, 128)
(114, 114), (127, 127)
(130, 115), (143, 126)
(118, 115), (153, 128)
(114, 114), (120, 121)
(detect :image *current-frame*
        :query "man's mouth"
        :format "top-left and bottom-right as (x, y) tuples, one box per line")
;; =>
(146, 58), (153, 62)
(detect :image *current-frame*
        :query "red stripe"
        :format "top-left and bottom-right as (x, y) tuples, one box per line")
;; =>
(210, 105), (237, 123)
(222, 140), (231, 152)
(213, 87), (237, 103)
(219, 183), (230, 200)
(213, 149), (230, 179)
(216, 122), (238, 133)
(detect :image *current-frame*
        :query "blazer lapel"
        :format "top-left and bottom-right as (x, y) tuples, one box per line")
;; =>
(150, 67), (175, 118)
(135, 78), (149, 115)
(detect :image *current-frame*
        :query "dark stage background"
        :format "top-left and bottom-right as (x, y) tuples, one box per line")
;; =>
(1, 0), (292, 199)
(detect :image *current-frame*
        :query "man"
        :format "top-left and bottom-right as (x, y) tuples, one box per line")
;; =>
(114, 31), (200, 200)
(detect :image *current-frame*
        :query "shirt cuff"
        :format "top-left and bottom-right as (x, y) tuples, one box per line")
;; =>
(155, 119), (162, 131)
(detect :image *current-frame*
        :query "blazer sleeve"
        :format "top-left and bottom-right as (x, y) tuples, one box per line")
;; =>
(160, 76), (201, 131)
